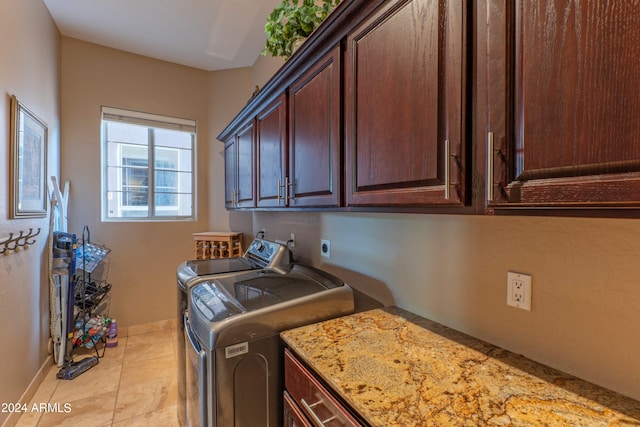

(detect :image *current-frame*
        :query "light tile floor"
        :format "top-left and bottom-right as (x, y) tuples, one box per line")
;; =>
(16, 320), (180, 427)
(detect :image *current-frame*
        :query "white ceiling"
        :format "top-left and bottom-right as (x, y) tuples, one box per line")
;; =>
(43, 0), (282, 71)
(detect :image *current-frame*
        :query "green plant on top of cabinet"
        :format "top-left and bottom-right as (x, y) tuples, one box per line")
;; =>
(485, 0), (640, 212)
(263, 0), (342, 59)
(345, 0), (468, 207)
(225, 121), (255, 208)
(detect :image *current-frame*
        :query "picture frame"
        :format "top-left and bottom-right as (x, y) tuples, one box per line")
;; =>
(10, 95), (48, 218)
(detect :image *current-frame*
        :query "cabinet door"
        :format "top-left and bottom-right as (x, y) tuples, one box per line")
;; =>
(224, 140), (236, 209)
(256, 95), (287, 207)
(236, 121), (256, 208)
(289, 46), (341, 207)
(345, 0), (466, 207)
(487, 0), (640, 210)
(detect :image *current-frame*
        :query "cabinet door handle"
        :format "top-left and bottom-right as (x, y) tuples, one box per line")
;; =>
(487, 132), (494, 202)
(444, 139), (451, 200)
(285, 177), (294, 201)
(277, 178), (283, 205)
(301, 398), (336, 426)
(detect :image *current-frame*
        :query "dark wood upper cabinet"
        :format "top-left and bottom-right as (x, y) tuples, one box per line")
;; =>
(345, 0), (467, 207)
(254, 47), (341, 210)
(288, 46), (341, 207)
(219, 0), (640, 216)
(256, 95), (287, 208)
(224, 140), (236, 208)
(486, 0), (640, 211)
(224, 122), (255, 209)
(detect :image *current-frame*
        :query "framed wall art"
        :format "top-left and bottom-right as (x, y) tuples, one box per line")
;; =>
(10, 95), (48, 218)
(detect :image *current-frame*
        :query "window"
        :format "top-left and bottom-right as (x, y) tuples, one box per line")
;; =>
(101, 107), (196, 221)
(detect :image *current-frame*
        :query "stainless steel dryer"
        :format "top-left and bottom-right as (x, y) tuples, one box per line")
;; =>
(184, 264), (354, 427)
(176, 238), (291, 426)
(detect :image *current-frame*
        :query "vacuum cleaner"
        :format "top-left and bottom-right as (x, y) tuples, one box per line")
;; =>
(55, 279), (100, 380)
(56, 308), (101, 380)
(53, 231), (100, 380)
(56, 356), (99, 380)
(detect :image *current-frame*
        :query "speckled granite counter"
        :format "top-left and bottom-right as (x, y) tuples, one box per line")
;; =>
(281, 307), (640, 426)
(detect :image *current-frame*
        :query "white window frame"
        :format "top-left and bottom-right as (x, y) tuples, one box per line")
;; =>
(101, 106), (197, 222)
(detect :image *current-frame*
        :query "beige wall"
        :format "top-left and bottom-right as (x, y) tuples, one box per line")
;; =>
(208, 53), (284, 241)
(208, 67), (252, 233)
(57, 41), (284, 329)
(0, 0), (60, 422)
(60, 38), (211, 327)
(0, 25), (278, 415)
(251, 54), (285, 89)
(251, 211), (640, 401)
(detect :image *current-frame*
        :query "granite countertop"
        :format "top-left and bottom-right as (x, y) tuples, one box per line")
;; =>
(281, 307), (640, 426)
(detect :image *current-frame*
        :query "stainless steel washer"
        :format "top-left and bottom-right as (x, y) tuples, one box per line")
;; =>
(177, 238), (291, 426)
(184, 264), (354, 427)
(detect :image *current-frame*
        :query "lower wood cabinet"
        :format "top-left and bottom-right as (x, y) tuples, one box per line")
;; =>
(284, 349), (363, 427)
(284, 391), (313, 427)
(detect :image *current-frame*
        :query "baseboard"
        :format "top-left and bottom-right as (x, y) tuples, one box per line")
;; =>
(1, 355), (52, 427)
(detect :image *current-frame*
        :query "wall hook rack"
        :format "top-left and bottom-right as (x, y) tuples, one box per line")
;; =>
(0, 228), (41, 255)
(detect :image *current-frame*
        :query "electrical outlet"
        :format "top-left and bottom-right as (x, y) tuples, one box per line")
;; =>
(320, 239), (331, 258)
(506, 271), (532, 311)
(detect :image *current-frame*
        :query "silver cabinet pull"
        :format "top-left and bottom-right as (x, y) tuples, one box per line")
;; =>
(277, 178), (290, 205)
(285, 177), (294, 201)
(444, 139), (451, 200)
(301, 398), (336, 426)
(486, 132), (494, 202)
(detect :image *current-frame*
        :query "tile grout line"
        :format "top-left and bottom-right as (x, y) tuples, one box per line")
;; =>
(33, 363), (59, 427)
(110, 335), (129, 426)
(16, 325), (177, 426)
(109, 330), (178, 426)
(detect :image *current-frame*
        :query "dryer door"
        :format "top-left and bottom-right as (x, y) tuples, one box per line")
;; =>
(213, 334), (282, 426)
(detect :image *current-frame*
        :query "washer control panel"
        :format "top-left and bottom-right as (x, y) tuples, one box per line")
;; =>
(245, 239), (291, 267)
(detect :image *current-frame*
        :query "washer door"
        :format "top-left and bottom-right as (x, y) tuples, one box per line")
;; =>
(213, 335), (282, 426)
(184, 312), (207, 427)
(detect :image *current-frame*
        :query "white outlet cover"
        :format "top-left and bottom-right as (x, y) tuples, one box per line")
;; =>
(320, 239), (331, 258)
(507, 271), (532, 311)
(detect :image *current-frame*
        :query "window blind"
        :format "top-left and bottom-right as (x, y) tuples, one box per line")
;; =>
(102, 106), (196, 133)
